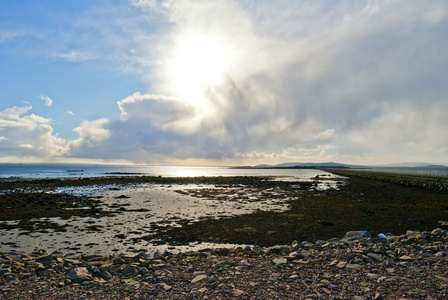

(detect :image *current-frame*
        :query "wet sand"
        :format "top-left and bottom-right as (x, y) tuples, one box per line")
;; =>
(0, 176), (327, 255)
(1, 174), (447, 255)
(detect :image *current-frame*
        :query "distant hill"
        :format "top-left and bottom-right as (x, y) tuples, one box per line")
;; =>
(374, 162), (448, 168)
(253, 162), (448, 169)
(253, 162), (365, 169)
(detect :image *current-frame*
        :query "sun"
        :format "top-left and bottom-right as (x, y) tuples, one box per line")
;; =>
(165, 33), (232, 109)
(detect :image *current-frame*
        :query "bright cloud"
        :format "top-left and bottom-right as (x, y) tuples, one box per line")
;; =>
(1, 0), (448, 165)
(113, 0), (448, 164)
(0, 106), (67, 161)
(72, 119), (111, 145)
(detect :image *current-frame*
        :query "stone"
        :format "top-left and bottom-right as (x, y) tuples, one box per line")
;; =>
(67, 267), (92, 284)
(273, 258), (287, 265)
(367, 253), (383, 261)
(288, 251), (300, 258)
(252, 245), (265, 252)
(295, 259), (310, 265)
(113, 258), (126, 265)
(300, 241), (313, 248)
(157, 283), (172, 291)
(0, 268), (11, 276)
(342, 231), (371, 241)
(431, 228), (445, 236)
(35, 254), (52, 263)
(122, 264), (138, 275)
(267, 246), (291, 255)
(319, 279), (331, 286)
(88, 265), (101, 276)
(139, 267), (149, 275)
(435, 251), (445, 258)
(329, 260), (339, 266)
(64, 258), (83, 266)
(399, 255), (413, 261)
(102, 271), (113, 280)
(84, 255), (107, 262)
(191, 274), (207, 283)
(345, 263), (362, 270)
(435, 275), (448, 282)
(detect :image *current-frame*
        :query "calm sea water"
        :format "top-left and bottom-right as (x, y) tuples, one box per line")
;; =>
(0, 164), (338, 180)
(2, 164), (447, 180)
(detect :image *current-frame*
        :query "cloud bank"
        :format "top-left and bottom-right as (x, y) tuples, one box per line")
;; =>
(2, 0), (448, 165)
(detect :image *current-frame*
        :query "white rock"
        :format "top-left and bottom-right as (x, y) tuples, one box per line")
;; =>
(273, 258), (287, 264)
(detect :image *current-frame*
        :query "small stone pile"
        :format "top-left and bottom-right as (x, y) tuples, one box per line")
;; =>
(1, 228), (448, 299)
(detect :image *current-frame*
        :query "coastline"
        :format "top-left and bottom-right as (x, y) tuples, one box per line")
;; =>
(1, 174), (448, 298)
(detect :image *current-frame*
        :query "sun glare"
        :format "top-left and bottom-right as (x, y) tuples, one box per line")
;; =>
(167, 34), (232, 110)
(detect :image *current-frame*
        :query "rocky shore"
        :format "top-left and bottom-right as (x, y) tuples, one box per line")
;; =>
(1, 228), (448, 299)
(1, 173), (448, 298)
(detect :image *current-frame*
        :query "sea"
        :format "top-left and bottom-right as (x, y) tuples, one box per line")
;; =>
(1, 164), (447, 179)
(0, 163), (339, 180)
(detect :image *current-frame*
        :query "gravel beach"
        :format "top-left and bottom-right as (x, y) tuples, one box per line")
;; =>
(1, 228), (448, 299)
(1, 173), (448, 298)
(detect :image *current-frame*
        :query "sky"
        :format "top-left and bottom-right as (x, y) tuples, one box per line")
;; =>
(0, 0), (447, 166)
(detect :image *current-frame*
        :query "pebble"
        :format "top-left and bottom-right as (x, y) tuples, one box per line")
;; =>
(272, 258), (287, 264)
(1, 227), (448, 299)
(191, 274), (207, 283)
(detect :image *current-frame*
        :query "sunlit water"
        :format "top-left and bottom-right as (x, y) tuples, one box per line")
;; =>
(0, 164), (341, 179)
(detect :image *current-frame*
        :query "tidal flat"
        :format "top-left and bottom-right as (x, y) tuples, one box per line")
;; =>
(0, 174), (447, 255)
